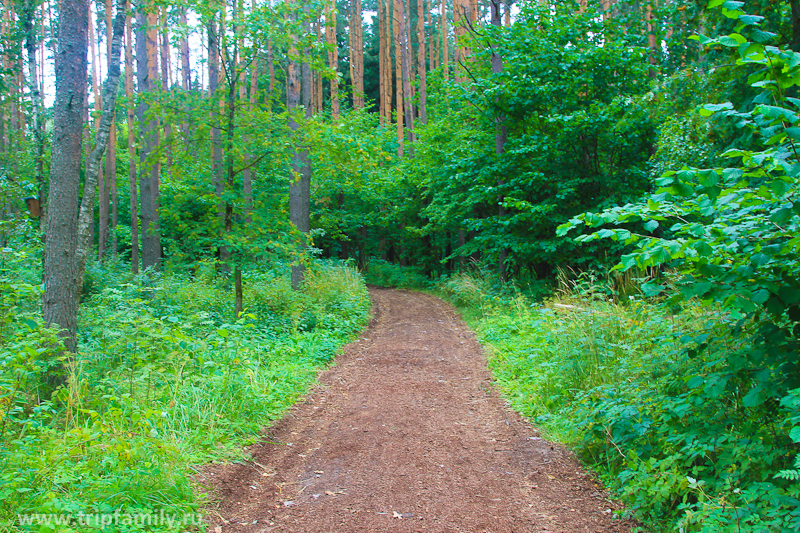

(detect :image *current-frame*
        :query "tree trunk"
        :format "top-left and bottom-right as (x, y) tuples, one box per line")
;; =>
(180, 9), (191, 89)
(20, 0), (45, 213)
(394, 0), (404, 156)
(289, 6), (312, 290)
(326, 4), (340, 118)
(76, 0), (128, 286)
(490, 0), (508, 280)
(441, 0), (448, 80)
(107, 0), (118, 259)
(43, 0), (89, 356)
(125, 14), (138, 273)
(416, 0), (427, 124)
(399, 1), (414, 148)
(208, 17), (227, 264)
(350, 0), (364, 109)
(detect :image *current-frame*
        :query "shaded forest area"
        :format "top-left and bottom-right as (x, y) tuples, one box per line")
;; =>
(1, 0), (800, 530)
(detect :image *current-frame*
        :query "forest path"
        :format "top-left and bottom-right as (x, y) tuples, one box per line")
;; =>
(203, 288), (634, 533)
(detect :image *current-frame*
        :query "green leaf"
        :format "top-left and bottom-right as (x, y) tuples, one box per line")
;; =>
(742, 387), (765, 407)
(643, 220), (659, 233)
(687, 376), (705, 389)
(216, 328), (230, 338)
(700, 102), (734, 117)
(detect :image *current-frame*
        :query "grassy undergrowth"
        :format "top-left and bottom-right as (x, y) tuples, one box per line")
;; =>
(1, 250), (369, 532)
(434, 271), (800, 533)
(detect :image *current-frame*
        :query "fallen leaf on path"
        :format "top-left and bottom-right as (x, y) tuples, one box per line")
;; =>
(325, 490), (335, 496)
(393, 511), (403, 519)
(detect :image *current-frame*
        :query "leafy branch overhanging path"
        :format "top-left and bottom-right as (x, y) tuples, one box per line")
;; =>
(203, 288), (636, 532)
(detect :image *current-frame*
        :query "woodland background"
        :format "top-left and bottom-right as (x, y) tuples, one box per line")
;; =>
(1, 0), (800, 530)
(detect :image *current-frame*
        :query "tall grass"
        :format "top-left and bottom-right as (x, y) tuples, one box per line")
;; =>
(0, 258), (370, 532)
(441, 270), (800, 532)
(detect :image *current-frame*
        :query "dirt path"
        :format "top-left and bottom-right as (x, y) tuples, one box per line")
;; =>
(203, 288), (634, 533)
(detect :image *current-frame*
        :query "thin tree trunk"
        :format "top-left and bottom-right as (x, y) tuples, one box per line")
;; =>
(208, 17), (227, 264)
(416, 0), (427, 124)
(289, 5), (313, 290)
(43, 0), (89, 356)
(399, 0), (414, 148)
(505, 0), (512, 24)
(20, 0), (45, 212)
(326, 4), (340, 118)
(76, 0), (128, 285)
(136, 7), (161, 271)
(645, 1), (658, 77)
(378, 0), (386, 123)
(107, 0), (118, 259)
(441, 0), (448, 80)
(394, 0), (404, 156)
(180, 9), (191, 89)
(490, 0), (507, 279)
(125, 13), (138, 273)
(90, 7), (109, 260)
(350, 0), (364, 109)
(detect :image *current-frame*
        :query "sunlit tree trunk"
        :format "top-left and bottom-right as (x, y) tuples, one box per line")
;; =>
(106, 0), (118, 259)
(441, 0), (448, 80)
(394, 0), (404, 156)
(43, 0), (88, 356)
(326, 3), (340, 118)
(399, 0), (414, 148)
(416, 0), (427, 124)
(350, 0), (364, 109)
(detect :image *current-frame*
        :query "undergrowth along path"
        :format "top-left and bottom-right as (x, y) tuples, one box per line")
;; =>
(203, 288), (635, 533)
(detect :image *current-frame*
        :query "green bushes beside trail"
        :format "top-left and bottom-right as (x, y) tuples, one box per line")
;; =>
(0, 256), (369, 532)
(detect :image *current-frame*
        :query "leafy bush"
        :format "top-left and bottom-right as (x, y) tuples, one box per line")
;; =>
(0, 259), (370, 532)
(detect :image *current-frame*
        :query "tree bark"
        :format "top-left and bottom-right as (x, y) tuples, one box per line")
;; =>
(394, 0), (404, 156)
(441, 0), (448, 80)
(416, 0), (427, 124)
(107, 0), (118, 259)
(20, 0), (45, 213)
(208, 16), (227, 264)
(326, 4), (340, 118)
(135, 8), (161, 271)
(350, 0), (364, 109)
(490, 0), (508, 279)
(125, 12), (138, 273)
(180, 9), (191, 89)
(289, 5), (312, 290)
(43, 0), (88, 356)
(399, 0), (414, 148)
(76, 0), (128, 285)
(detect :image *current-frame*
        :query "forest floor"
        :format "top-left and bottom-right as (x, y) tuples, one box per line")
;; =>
(201, 288), (637, 533)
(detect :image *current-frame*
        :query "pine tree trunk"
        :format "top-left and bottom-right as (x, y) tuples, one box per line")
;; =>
(416, 0), (427, 124)
(76, 0), (127, 286)
(441, 0), (448, 80)
(136, 7), (161, 271)
(90, 9), (109, 260)
(326, 4), (340, 118)
(394, 0), (404, 156)
(289, 5), (313, 290)
(350, 0), (364, 109)
(378, 0), (386, 123)
(20, 0), (45, 212)
(490, 0), (508, 279)
(43, 0), (89, 356)
(399, 1), (414, 148)
(125, 13), (138, 273)
(180, 9), (191, 89)
(106, 0), (118, 259)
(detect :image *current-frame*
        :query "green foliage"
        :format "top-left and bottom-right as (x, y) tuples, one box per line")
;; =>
(0, 257), (369, 532)
(450, 271), (800, 531)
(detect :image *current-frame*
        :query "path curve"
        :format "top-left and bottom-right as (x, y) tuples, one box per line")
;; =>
(203, 288), (634, 533)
